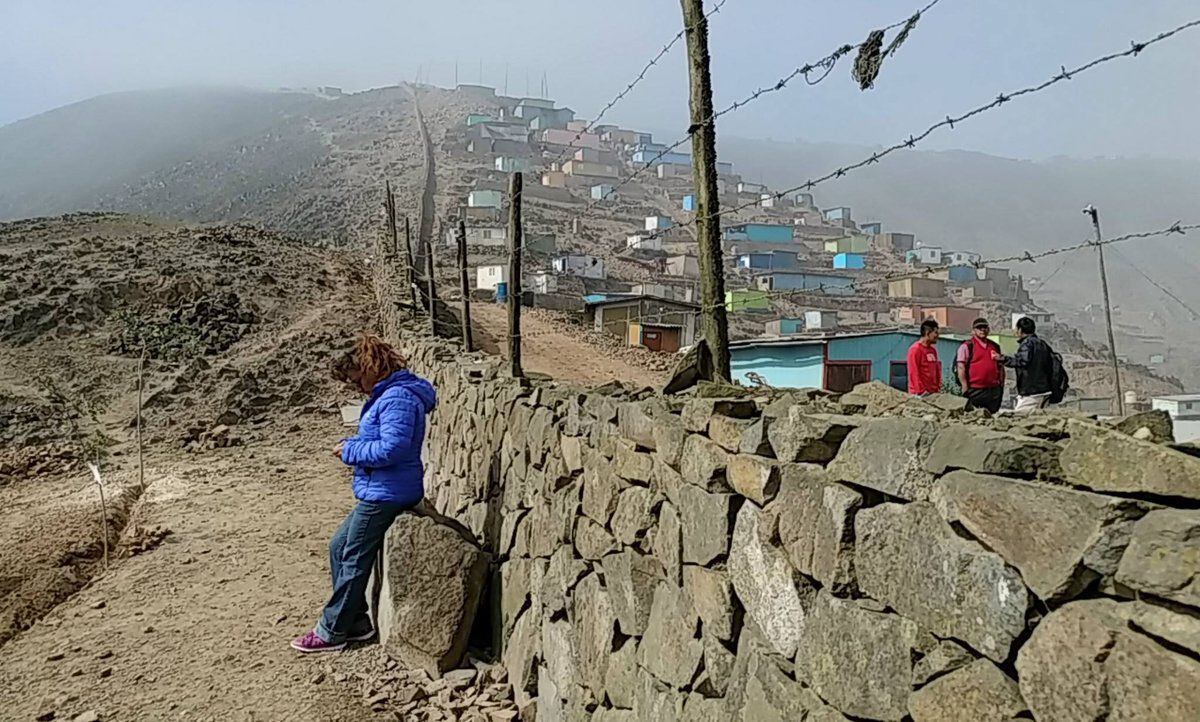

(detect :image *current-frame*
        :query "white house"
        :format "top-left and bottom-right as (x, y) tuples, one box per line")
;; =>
(445, 226), (507, 247)
(944, 250), (982, 265)
(553, 254), (606, 280)
(907, 246), (943, 265)
(529, 271), (558, 295)
(626, 233), (663, 252)
(1012, 311), (1055, 329)
(475, 264), (509, 291)
(468, 190), (503, 209)
(645, 216), (673, 232)
(804, 310), (838, 330)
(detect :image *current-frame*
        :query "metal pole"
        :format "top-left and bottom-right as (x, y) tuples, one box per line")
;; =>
(457, 219), (473, 352)
(507, 173), (524, 378)
(680, 0), (731, 380)
(1084, 205), (1125, 415)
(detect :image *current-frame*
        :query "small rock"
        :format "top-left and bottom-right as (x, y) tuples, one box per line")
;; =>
(310, 672), (326, 685)
(96, 650), (113, 660)
(72, 712), (100, 722)
(46, 651), (66, 661)
(98, 667), (113, 679)
(90, 600), (106, 610)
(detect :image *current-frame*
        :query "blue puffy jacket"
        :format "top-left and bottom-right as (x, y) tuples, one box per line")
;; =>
(340, 369), (437, 506)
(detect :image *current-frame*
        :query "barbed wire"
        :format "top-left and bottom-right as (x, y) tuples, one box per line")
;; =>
(579, 0), (946, 217)
(537, 0), (729, 174)
(692, 221), (1199, 311)
(636, 16), (1200, 247)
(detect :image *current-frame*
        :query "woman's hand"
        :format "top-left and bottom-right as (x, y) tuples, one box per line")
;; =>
(333, 440), (345, 459)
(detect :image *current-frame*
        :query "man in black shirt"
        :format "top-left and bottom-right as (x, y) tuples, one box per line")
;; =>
(991, 316), (1054, 414)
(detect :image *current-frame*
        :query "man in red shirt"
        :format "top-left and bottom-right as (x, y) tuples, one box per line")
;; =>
(956, 317), (1005, 413)
(907, 319), (942, 395)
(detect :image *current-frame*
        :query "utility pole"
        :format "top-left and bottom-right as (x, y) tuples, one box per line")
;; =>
(680, 0), (731, 380)
(403, 215), (418, 308)
(507, 173), (524, 378)
(457, 219), (473, 352)
(1084, 205), (1125, 416)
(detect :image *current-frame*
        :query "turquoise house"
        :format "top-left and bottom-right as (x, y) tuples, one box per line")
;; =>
(833, 253), (866, 270)
(722, 223), (794, 243)
(731, 330), (965, 391)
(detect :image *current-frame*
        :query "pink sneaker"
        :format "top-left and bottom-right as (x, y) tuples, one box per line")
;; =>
(290, 630), (346, 653)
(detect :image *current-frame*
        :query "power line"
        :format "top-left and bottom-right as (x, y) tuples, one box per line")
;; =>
(649, 16), (1200, 245)
(581, 0), (946, 215)
(1109, 246), (1200, 320)
(696, 221), (1199, 310)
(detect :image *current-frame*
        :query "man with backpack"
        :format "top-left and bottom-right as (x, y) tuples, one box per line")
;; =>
(992, 316), (1067, 414)
(956, 317), (1005, 413)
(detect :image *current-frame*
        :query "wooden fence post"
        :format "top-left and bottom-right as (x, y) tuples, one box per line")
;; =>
(507, 173), (524, 378)
(457, 219), (473, 352)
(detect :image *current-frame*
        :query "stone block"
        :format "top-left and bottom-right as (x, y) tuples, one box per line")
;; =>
(679, 434), (731, 492)
(654, 501), (683, 586)
(698, 631), (736, 696)
(1018, 598), (1200, 721)
(908, 659), (1025, 722)
(618, 399), (666, 449)
(1061, 419), (1200, 500)
(771, 465), (860, 593)
(575, 517), (617, 561)
(727, 453), (780, 505)
(639, 583), (703, 689)
(633, 673), (684, 721)
(680, 694), (726, 722)
(542, 616), (579, 705)
(1115, 509), (1200, 609)
(932, 470), (1148, 600)
(683, 565), (734, 641)
(837, 379), (909, 415)
(541, 546), (587, 616)
(738, 416), (774, 456)
(1129, 600), (1200, 656)
(709, 415), (754, 452)
(651, 457), (683, 505)
(797, 591), (917, 721)
(681, 397), (757, 433)
(572, 573), (616, 699)
(738, 641), (849, 722)
(379, 512), (490, 676)
(609, 486), (658, 547)
(677, 484), (735, 565)
(730, 502), (814, 658)
(500, 557), (539, 638)
(652, 416), (687, 469)
(562, 435), (584, 473)
(581, 452), (620, 526)
(604, 640), (639, 709)
(911, 639), (975, 686)
(613, 445), (654, 484)
(923, 423), (1061, 477)
(503, 608), (539, 708)
(602, 550), (663, 637)
(1109, 408), (1174, 444)
(855, 502), (1029, 661)
(828, 417), (939, 500)
(766, 410), (857, 464)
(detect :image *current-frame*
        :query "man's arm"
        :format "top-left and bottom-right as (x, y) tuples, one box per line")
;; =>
(1002, 340), (1032, 369)
(956, 361), (970, 391)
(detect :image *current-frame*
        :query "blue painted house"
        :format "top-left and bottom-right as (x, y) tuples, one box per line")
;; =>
(722, 223), (794, 243)
(683, 194), (696, 211)
(730, 329), (965, 391)
(737, 251), (799, 271)
(946, 265), (977, 283)
(755, 272), (854, 295)
(833, 253), (866, 270)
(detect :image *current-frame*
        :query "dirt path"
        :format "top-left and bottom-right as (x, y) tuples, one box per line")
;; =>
(0, 424), (386, 721)
(471, 303), (668, 387)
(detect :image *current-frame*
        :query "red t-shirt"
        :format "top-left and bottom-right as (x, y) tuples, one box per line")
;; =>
(907, 340), (942, 395)
(956, 337), (1003, 389)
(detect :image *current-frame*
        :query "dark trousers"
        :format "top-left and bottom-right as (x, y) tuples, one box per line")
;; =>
(965, 386), (1004, 414)
(316, 500), (409, 643)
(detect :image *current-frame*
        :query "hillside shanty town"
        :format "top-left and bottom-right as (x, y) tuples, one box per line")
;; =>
(4, 2), (1200, 721)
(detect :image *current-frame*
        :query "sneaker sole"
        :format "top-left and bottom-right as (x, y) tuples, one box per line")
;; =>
(290, 640), (347, 653)
(347, 630), (376, 642)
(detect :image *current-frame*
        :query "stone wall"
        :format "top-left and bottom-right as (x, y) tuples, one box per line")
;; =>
(390, 328), (1200, 721)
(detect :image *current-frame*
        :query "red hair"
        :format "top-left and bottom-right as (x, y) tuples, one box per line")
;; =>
(332, 334), (407, 383)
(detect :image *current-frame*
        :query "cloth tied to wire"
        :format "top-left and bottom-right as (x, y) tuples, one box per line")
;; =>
(853, 13), (921, 90)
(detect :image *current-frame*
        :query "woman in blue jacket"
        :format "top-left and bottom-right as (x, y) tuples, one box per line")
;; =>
(292, 334), (437, 653)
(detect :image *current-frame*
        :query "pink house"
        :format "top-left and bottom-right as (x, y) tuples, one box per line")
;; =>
(540, 128), (602, 150)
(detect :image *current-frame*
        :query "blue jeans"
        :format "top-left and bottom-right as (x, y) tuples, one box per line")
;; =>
(316, 500), (410, 643)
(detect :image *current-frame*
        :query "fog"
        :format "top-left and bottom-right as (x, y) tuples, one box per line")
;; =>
(4, 0), (1198, 160)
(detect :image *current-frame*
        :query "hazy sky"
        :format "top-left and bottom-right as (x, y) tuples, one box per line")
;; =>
(4, 0), (1198, 160)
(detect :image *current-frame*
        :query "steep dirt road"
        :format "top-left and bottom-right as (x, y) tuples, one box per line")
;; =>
(0, 425), (386, 721)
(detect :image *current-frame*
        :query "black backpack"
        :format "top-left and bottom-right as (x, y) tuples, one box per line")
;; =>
(1048, 348), (1069, 404)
